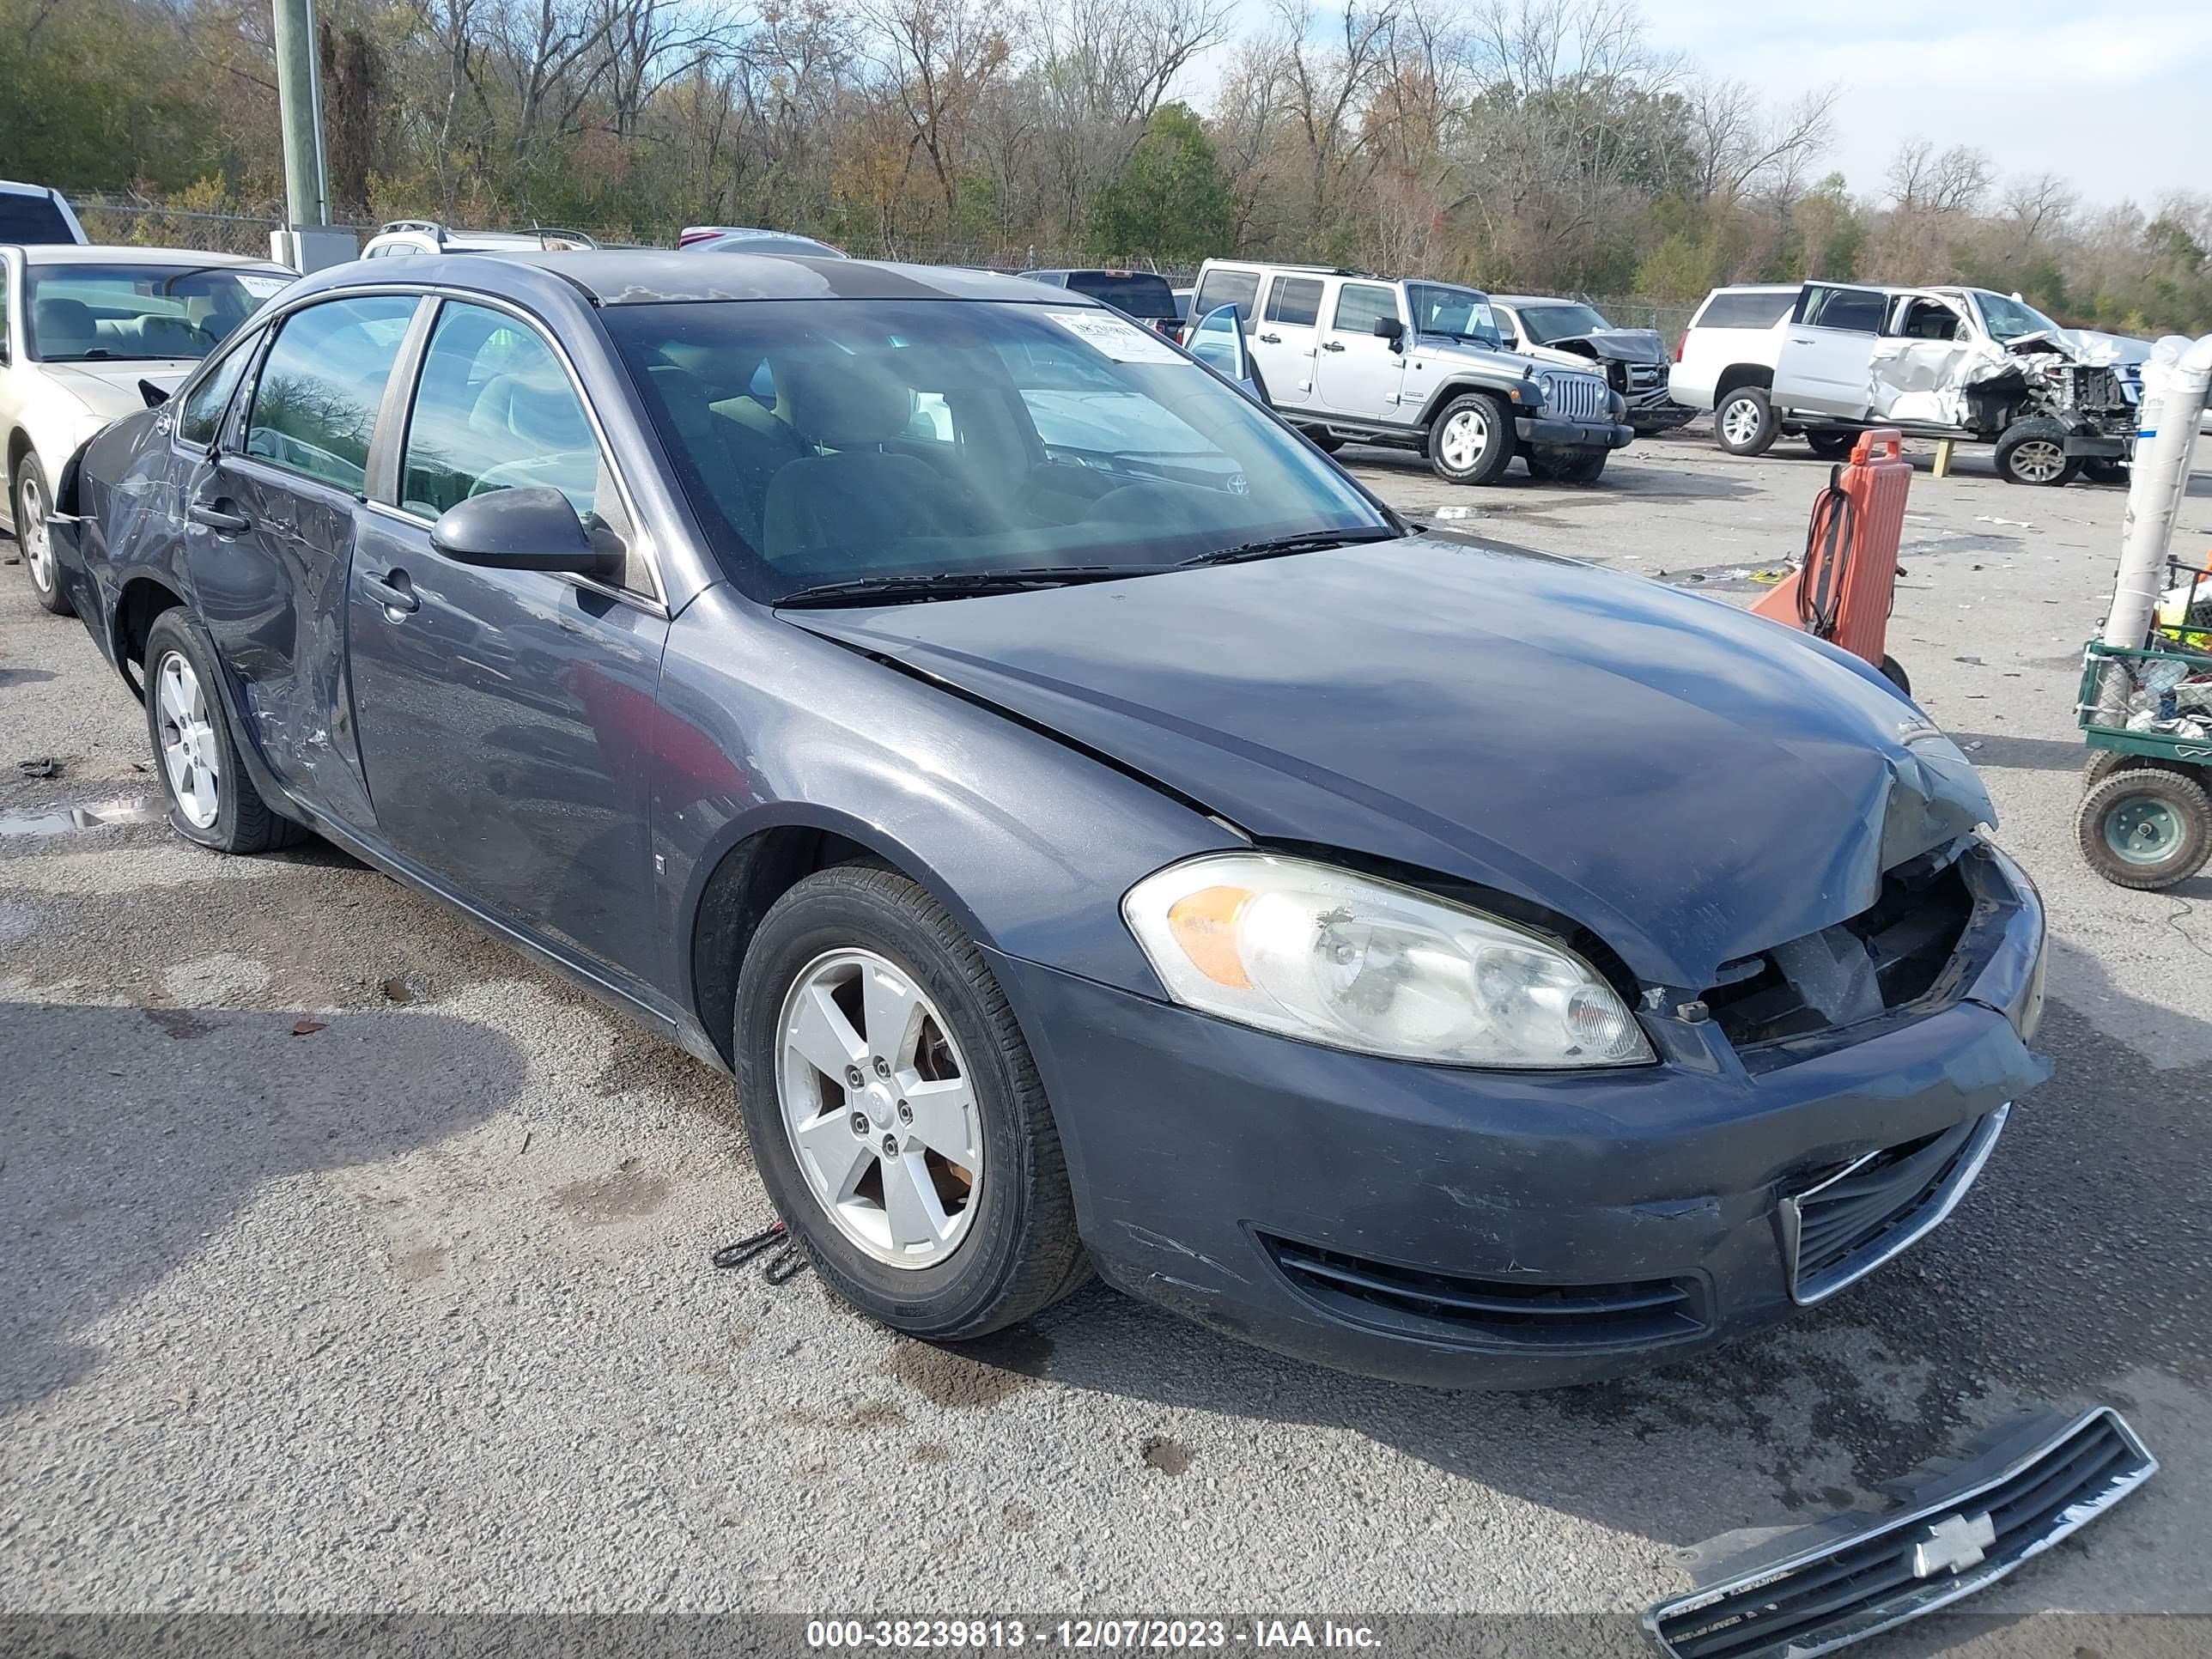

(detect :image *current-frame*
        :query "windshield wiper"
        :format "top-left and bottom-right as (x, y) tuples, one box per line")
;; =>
(1178, 528), (1402, 569)
(775, 565), (1162, 608)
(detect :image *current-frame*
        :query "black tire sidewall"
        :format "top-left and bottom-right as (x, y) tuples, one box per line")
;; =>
(1996, 420), (2077, 487)
(143, 611), (251, 851)
(1427, 392), (1516, 485)
(1808, 430), (1853, 458)
(734, 868), (1071, 1338)
(2078, 768), (2212, 889)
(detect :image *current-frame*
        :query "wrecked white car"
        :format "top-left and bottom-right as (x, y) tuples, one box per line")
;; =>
(1685, 281), (2147, 487)
(1490, 295), (1691, 435)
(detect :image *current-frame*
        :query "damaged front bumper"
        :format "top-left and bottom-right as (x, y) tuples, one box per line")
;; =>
(992, 841), (2046, 1389)
(1646, 1406), (2155, 1659)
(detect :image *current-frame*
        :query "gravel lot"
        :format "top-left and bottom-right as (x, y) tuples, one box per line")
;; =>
(3, 427), (2209, 1649)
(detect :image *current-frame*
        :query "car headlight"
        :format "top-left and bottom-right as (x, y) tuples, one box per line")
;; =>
(1121, 853), (1652, 1068)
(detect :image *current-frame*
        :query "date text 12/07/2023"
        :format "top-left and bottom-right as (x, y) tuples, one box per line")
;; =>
(805, 1620), (1382, 1650)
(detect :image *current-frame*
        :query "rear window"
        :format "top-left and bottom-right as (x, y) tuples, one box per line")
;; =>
(1265, 276), (1323, 327)
(1802, 286), (1887, 333)
(1193, 268), (1261, 321)
(1063, 271), (1176, 320)
(1694, 289), (1796, 331)
(0, 192), (75, 244)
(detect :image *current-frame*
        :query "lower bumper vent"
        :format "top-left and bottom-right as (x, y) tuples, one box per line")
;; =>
(1782, 1105), (2008, 1304)
(1261, 1234), (1704, 1351)
(1645, 1406), (2156, 1659)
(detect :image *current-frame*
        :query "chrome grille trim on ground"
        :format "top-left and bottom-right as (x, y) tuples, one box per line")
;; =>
(1780, 1103), (2008, 1305)
(1644, 1407), (2156, 1659)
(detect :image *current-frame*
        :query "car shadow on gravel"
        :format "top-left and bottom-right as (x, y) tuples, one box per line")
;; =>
(930, 937), (2209, 1555)
(0, 1000), (526, 1413)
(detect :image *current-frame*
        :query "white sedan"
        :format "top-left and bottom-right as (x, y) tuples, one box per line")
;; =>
(2, 244), (294, 613)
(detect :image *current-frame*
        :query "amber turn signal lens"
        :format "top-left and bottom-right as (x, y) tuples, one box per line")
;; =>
(1165, 884), (1254, 988)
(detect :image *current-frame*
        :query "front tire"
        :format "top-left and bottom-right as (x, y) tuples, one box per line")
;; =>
(1426, 392), (1516, 486)
(1996, 417), (2080, 487)
(1526, 448), (1608, 484)
(11, 453), (71, 616)
(1713, 385), (1778, 456)
(2076, 766), (2212, 890)
(735, 864), (1087, 1340)
(142, 611), (301, 854)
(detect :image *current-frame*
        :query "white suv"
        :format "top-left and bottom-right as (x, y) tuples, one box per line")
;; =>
(361, 221), (599, 259)
(1188, 260), (1630, 485)
(1671, 282), (2148, 486)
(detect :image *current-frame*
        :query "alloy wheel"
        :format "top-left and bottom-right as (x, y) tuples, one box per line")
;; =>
(1437, 408), (1492, 472)
(155, 651), (222, 829)
(775, 948), (982, 1268)
(15, 472), (53, 595)
(1720, 398), (1763, 448)
(2009, 439), (2067, 484)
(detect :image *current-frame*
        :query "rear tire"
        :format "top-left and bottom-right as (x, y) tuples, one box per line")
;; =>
(1426, 392), (1516, 486)
(12, 454), (72, 617)
(1806, 429), (1855, 459)
(734, 864), (1088, 1340)
(1713, 385), (1778, 456)
(1526, 449), (1608, 484)
(1996, 417), (2080, 487)
(2076, 767), (2212, 890)
(1880, 654), (1911, 696)
(142, 610), (303, 854)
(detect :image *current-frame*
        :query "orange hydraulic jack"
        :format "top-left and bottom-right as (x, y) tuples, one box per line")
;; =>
(1750, 428), (1916, 695)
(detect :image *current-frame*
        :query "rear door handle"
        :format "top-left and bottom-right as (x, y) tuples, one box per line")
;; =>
(1790, 335), (1817, 346)
(362, 568), (419, 615)
(1321, 340), (1346, 352)
(1258, 332), (1281, 343)
(187, 501), (250, 534)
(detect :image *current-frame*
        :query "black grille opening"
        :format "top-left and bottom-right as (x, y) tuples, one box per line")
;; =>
(1261, 1234), (1704, 1351)
(1651, 1412), (2154, 1659)
(1785, 1113), (1995, 1301)
(1705, 854), (1975, 1051)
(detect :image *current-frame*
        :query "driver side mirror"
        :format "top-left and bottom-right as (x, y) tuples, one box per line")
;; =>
(1371, 315), (1406, 349)
(431, 485), (624, 581)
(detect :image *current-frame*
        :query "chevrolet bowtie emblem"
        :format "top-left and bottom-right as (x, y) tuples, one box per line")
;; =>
(1911, 1510), (1996, 1577)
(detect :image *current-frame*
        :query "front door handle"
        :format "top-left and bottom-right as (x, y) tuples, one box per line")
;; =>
(1321, 340), (1346, 352)
(1257, 331), (1282, 343)
(362, 568), (419, 615)
(1790, 335), (1817, 346)
(187, 501), (250, 534)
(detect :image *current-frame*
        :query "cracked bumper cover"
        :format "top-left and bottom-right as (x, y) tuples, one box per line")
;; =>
(991, 844), (2045, 1389)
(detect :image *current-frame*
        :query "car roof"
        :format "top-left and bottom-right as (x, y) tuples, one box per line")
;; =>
(0, 179), (65, 197)
(301, 250), (1083, 307)
(15, 244), (287, 270)
(1491, 295), (1592, 307)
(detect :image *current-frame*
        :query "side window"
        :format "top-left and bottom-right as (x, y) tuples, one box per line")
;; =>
(1802, 286), (1886, 333)
(1265, 276), (1322, 327)
(0, 260), (11, 361)
(1194, 268), (1260, 321)
(1697, 290), (1796, 330)
(178, 336), (257, 447)
(401, 301), (605, 526)
(1333, 283), (1398, 335)
(1888, 296), (1964, 342)
(245, 295), (416, 490)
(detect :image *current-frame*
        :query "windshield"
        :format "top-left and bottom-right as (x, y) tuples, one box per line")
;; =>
(1407, 283), (1499, 345)
(1516, 302), (1609, 344)
(605, 298), (1392, 604)
(24, 263), (291, 363)
(1972, 291), (2062, 343)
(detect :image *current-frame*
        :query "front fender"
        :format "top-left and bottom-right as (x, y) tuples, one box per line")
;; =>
(657, 586), (1242, 1019)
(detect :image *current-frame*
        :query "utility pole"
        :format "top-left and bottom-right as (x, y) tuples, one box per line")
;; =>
(271, 0), (330, 228)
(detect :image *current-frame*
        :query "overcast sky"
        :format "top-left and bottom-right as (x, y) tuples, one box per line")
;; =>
(1195, 0), (2212, 210)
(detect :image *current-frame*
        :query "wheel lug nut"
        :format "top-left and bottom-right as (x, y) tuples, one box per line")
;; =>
(872, 1057), (890, 1079)
(896, 1101), (912, 1123)
(850, 1111), (869, 1136)
(881, 1133), (899, 1158)
(844, 1066), (863, 1088)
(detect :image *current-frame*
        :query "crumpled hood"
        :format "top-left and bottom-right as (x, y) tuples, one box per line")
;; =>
(786, 537), (1993, 988)
(1542, 327), (1666, 366)
(41, 361), (192, 420)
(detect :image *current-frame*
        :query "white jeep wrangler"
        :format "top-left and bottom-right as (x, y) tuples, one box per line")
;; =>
(1188, 261), (1632, 485)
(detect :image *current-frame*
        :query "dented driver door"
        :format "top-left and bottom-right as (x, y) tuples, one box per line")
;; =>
(1864, 292), (1983, 427)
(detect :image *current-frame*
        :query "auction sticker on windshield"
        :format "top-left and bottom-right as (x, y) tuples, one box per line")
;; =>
(1044, 309), (1184, 364)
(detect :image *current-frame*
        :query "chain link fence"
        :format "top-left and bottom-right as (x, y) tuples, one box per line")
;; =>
(70, 200), (1688, 343)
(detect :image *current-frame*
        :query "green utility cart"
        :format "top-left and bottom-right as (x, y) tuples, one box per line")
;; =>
(2076, 563), (2212, 888)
